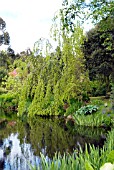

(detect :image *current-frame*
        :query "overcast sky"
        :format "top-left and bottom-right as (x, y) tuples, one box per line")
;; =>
(0, 0), (62, 53)
(0, 0), (93, 53)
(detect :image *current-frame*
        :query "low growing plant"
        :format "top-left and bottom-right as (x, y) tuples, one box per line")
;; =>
(90, 99), (104, 106)
(75, 105), (98, 115)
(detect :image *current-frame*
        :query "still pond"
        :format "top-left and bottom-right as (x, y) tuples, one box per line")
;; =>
(0, 111), (109, 170)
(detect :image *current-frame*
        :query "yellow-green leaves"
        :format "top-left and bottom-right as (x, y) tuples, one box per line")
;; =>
(107, 150), (114, 164)
(85, 161), (94, 170)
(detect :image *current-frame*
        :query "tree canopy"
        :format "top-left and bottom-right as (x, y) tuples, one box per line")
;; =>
(6, 25), (90, 117)
(83, 16), (114, 80)
(82, 16), (114, 95)
(61, 0), (114, 108)
(61, 0), (114, 31)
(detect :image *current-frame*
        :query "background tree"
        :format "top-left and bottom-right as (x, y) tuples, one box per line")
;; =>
(61, 0), (114, 31)
(83, 16), (114, 95)
(17, 24), (90, 117)
(0, 51), (14, 85)
(0, 17), (10, 46)
(61, 0), (114, 108)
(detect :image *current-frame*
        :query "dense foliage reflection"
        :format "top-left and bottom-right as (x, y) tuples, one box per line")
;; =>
(0, 115), (109, 170)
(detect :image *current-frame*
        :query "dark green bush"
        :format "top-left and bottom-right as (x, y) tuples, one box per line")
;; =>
(0, 68), (7, 85)
(90, 81), (108, 97)
(66, 98), (82, 115)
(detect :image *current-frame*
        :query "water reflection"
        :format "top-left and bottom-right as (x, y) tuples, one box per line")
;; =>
(0, 133), (41, 170)
(0, 116), (109, 170)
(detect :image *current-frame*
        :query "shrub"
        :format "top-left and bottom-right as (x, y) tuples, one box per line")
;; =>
(0, 92), (18, 111)
(90, 81), (108, 97)
(65, 98), (82, 116)
(75, 105), (98, 115)
(0, 68), (7, 85)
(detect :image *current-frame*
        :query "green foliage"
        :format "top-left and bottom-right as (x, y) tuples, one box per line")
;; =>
(0, 51), (14, 85)
(85, 161), (94, 170)
(0, 67), (7, 84)
(107, 150), (114, 164)
(90, 99), (104, 106)
(89, 97), (113, 127)
(102, 114), (113, 127)
(61, 0), (114, 31)
(90, 80), (108, 97)
(81, 93), (90, 102)
(0, 92), (18, 112)
(0, 57), (31, 113)
(61, 0), (114, 110)
(0, 87), (7, 95)
(83, 17), (114, 94)
(0, 93), (17, 102)
(73, 109), (114, 127)
(75, 105), (98, 115)
(17, 24), (90, 117)
(110, 81), (114, 110)
(64, 98), (82, 116)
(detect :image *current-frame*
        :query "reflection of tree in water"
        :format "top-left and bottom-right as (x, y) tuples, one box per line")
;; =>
(0, 116), (109, 169)
(25, 117), (108, 158)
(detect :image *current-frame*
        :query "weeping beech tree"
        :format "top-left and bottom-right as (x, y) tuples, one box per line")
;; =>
(17, 22), (90, 117)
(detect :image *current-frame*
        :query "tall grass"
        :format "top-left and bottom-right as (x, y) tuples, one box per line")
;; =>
(29, 128), (114, 170)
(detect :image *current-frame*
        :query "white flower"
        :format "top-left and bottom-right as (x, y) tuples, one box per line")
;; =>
(100, 163), (114, 170)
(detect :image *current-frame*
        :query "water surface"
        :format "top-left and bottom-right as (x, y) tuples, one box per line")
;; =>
(0, 115), (109, 170)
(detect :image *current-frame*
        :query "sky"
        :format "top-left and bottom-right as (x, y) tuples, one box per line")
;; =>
(0, 0), (93, 54)
(0, 0), (63, 53)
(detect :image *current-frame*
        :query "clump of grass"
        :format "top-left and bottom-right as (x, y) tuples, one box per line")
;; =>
(73, 97), (114, 127)
(73, 113), (113, 127)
